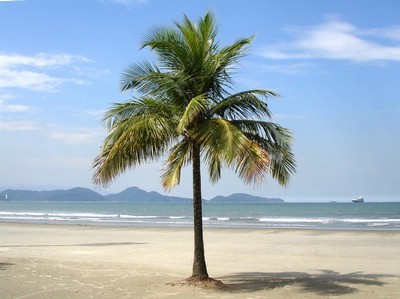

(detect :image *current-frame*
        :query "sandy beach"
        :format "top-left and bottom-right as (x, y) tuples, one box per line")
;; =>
(1, 223), (399, 298)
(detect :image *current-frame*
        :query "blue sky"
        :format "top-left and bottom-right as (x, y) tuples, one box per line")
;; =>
(0, 0), (399, 202)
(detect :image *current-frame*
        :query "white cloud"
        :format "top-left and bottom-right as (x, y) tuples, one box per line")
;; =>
(0, 120), (39, 131)
(0, 93), (16, 101)
(0, 103), (31, 112)
(47, 129), (103, 144)
(0, 53), (90, 68)
(364, 26), (400, 42)
(0, 53), (91, 92)
(83, 109), (107, 119)
(0, 68), (62, 92)
(71, 65), (109, 77)
(260, 19), (400, 63)
(0, 93), (38, 113)
(0, 117), (103, 144)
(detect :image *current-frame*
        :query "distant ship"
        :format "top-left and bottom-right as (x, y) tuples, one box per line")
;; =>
(352, 196), (364, 203)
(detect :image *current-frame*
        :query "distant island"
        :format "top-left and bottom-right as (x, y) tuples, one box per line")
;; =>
(0, 186), (284, 203)
(209, 193), (284, 203)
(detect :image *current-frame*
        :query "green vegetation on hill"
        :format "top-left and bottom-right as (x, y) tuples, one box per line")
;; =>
(209, 193), (284, 203)
(0, 187), (105, 202)
(104, 186), (192, 203)
(0, 187), (283, 203)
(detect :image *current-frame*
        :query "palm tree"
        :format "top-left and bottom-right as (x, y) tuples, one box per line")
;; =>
(93, 12), (296, 282)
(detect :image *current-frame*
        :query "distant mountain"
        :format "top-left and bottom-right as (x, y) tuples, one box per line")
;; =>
(0, 186), (284, 203)
(0, 187), (106, 202)
(105, 186), (192, 203)
(208, 193), (284, 203)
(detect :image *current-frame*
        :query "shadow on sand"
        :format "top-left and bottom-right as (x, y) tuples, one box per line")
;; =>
(0, 242), (145, 248)
(218, 270), (393, 296)
(0, 262), (14, 270)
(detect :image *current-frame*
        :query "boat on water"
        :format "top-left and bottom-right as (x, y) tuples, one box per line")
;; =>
(352, 196), (364, 203)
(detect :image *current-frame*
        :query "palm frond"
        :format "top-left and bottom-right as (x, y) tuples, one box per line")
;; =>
(234, 141), (271, 184)
(103, 97), (178, 129)
(161, 139), (192, 190)
(205, 151), (222, 183)
(121, 62), (191, 102)
(231, 120), (293, 146)
(236, 122), (296, 186)
(203, 36), (253, 97)
(270, 146), (296, 186)
(142, 25), (191, 72)
(177, 94), (209, 134)
(121, 60), (160, 93)
(211, 90), (278, 119)
(214, 36), (253, 73)
(93, 99), (179, 187)
(191, 119), (250, 173)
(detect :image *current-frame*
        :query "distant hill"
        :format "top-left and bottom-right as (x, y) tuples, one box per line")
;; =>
(208, 193), (284, 203)
(105, 186), (192, 203)
(0, 187), (284, 203)
(0, 187), (106, 202)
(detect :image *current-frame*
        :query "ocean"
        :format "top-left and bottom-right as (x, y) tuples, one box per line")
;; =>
(1, 201), (399, 231)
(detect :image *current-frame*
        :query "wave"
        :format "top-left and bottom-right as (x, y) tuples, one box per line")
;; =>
(1, 211), (399, 230)
(258, 217), (400, 224)
(119, 215), (158, 219)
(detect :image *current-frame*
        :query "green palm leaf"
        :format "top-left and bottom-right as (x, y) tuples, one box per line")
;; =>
(211, 89), (278, 119)
(162, 139), (192, 189)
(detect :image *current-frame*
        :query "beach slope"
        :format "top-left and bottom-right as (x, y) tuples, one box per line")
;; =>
(0, 223), (399, 298)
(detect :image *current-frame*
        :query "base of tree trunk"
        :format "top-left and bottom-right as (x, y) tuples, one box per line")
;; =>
(168, 276), (224, 289)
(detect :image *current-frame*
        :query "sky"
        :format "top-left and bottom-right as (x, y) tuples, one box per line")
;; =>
(0, 0), (399, 202)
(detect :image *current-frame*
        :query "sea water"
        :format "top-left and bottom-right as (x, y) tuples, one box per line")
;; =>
(1, 201), (399, 231)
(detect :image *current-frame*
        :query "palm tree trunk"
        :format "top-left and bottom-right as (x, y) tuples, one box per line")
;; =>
(191, 143), (209, 279)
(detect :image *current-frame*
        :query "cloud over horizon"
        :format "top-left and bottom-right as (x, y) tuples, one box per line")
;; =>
(0, 53), (90, 92)
(0, 118), (103, 144)
(260, 18), (400, 63)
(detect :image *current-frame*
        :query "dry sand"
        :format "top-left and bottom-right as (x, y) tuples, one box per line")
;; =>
(0, 223), (399, 298)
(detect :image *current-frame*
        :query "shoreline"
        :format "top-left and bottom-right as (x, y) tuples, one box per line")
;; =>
(1, 222), (400, 298)
(2, 219), (400, 232)
(3, 219), (400, 232)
